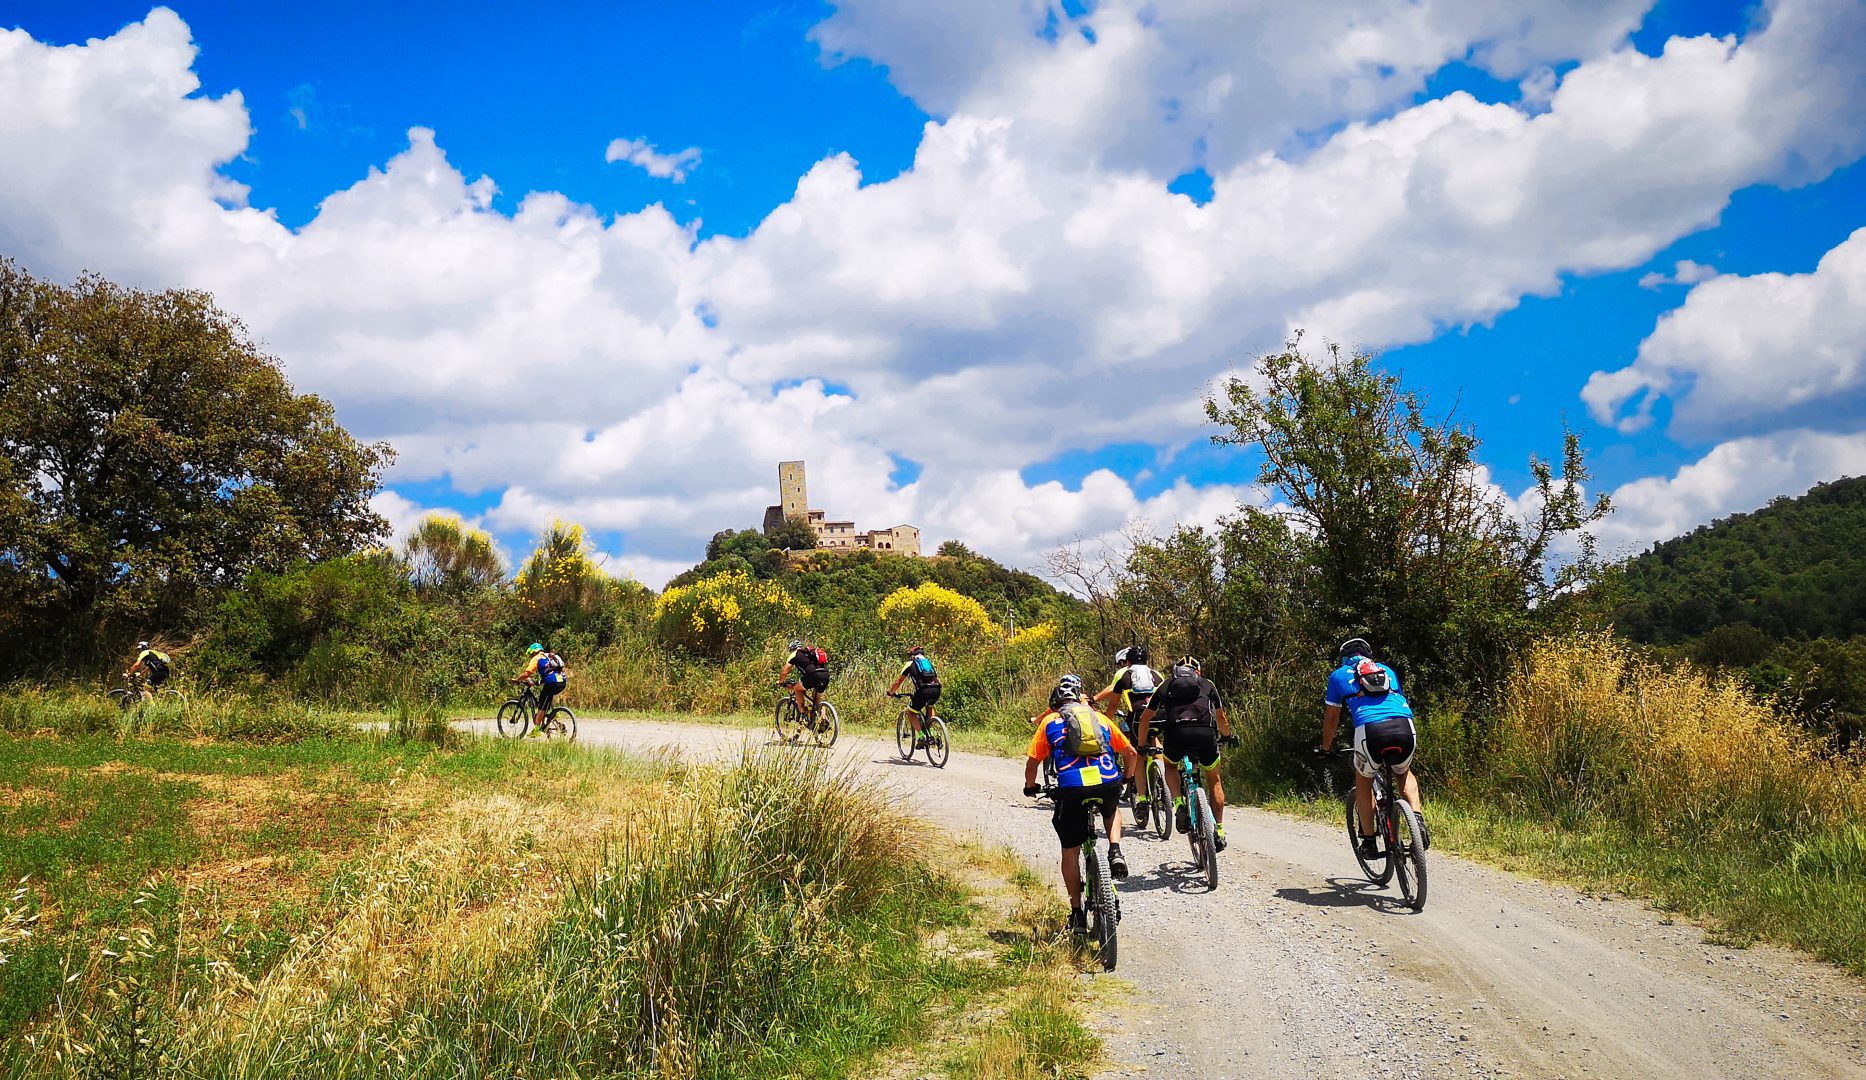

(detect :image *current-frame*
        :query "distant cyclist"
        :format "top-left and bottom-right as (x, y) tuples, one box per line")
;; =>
(779, 638), (831, 721)
(126, 641), (171, 702)
(1137, 656), (1238, 852)
(1024, 680), (1139, 933)
(1093, 644), (1164, 815)
(1319, 638), (1428, 855)
(514, 643), (568, 735)
(885, 645), (942, 749)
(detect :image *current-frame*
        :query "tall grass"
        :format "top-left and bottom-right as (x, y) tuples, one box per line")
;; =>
(7, 747), (967, 1079)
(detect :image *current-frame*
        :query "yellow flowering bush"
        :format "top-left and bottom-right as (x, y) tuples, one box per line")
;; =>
(654, 570), (811, 658)
(877, 582), (1002, 654)
(1008, 620), (1059, 652)
(513, 521), (617, 626)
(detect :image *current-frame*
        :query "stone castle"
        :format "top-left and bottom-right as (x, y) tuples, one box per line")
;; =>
(762, 460), (921, 556)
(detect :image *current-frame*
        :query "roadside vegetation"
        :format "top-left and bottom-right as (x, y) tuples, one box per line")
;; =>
(0, 713), (1096, 1079)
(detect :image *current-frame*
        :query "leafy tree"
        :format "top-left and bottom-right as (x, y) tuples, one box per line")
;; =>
(1203, 335), (1610, 702)
(936, 540), (976, 558)
(0, 260), (391, 663)
(766, 513), (818, 552)
(403, 513), (503, 593)
(512, 521), (619, 636)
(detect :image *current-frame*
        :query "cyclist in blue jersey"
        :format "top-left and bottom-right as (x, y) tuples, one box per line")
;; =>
(1025, 681), (1140, 933)
(1319, 638), (1429, 856)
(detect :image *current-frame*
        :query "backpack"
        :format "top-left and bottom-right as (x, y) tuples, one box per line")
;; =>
(1127, 664), (1156, 694)
(540, 652), (566, 684)
(1058, 702), (1107, 759)
(911, 654), (939, 686)
(143, 652), (169, 678)
(814, 646), (829, 668)
(1351, 658), (1390, 696)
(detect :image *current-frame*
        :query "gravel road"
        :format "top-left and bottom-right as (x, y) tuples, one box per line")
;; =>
(487, 716), (1866, 1079)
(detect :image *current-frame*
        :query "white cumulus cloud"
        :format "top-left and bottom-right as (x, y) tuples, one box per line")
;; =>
(605, 136), (702, 181)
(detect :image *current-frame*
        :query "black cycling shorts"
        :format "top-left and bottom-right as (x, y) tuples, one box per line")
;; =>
(1162, 724), (1220, 768)
(910, 684), (941, 712)
(1353, 716), (1416, 777)
(1051, 780), (1122, 849)
(146, 667), (169, 687)
(538, 682), (562, 710)
(798, 668), (830, 692)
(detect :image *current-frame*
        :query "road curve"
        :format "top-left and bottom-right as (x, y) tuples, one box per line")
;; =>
(484, 716), (1866, 1079)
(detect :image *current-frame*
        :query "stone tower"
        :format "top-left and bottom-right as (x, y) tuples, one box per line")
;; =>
(778, 460), (808, 520)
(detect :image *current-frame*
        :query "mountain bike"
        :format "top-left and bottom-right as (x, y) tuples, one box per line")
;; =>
(889, 693), (949, 768)
(109, 672), (186, 713)
(1035, 784), (1120, 971)
(773, 687), (839, 747)
(1152, 746), (1219, 890)
(498, 679), (577, 740)
(1324, 746), (1427, 911)
(1118, 711), (1171, 840)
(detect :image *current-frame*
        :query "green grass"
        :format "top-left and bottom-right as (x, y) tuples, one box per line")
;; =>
(0, 723), (1091, 1079)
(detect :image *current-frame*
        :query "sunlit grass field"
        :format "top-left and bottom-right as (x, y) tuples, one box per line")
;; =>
(0, 711), (1097, 1079)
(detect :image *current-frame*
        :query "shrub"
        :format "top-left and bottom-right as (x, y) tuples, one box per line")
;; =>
(878, 582), (1002, 654)
(653, 570), (811, 659)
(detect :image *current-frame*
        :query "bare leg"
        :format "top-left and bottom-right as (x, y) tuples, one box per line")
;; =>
(1060, 847), (1083, 908)
(1399, 769), (1423, 811)
(1206, 766), (1226, 823)
(1354, 773), (1376, 834)
(1104, 804), (1123, 846)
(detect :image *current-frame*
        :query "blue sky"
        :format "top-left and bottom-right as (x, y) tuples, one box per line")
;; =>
(3, 0), (1863, 584)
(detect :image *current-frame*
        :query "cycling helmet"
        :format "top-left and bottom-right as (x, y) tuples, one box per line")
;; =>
(1174, 655), (1202, 674)
(1113, 647), (1131, 665)
(907, 645), (925, 656)
(527, 642), (543, 654)
(136, 641), (150, 650)
(1059, 673), (1084, 691)
(788, 639), (805, 652)
(1338, 637), (1372, 662)
(1049, 684), (1078, 710)
(1129, 644), (1150, 665)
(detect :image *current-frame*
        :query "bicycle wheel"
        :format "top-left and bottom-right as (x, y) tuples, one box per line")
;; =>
(1088, 842), (1118, 971)
(774, 698), (797, 743)
(924, 716), (950, 768)
(1194, 788), (1219, 890)
(496, 699), (529, 738)
(811, 700), (840, 747)
(896, 709), (916, 759)
(544, 707), (577, 741)
(1148, 765), (1172, 841)
(109, 689), (137, 712)
(1347, 795), (1394, 885)
(1391, 798), (1428, 910)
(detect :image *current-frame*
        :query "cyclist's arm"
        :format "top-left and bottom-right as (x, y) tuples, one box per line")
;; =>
(1211, 685), (1232, 738)
(1024, 755), (1042, 788)
(778, 660), (793, 683)
(1135, 705), (1157, 749)
(1320, 704), (1343, 750)
(1108, 724), (1139, 779)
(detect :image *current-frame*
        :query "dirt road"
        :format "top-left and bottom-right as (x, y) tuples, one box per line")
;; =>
(501, 717), (1866, 1078)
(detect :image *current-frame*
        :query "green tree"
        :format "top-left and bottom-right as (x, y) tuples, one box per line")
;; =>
(0, 260), (392, 664)
(403, 513), (503, 593)
(767, 513), (818, 552)
(1204, 335), (1610, 701)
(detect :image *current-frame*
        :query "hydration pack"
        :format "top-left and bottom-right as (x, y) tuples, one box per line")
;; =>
(1059, 702), (1107, 759)
(539, 652), (566, 684)
(911, 654), (938, 686)
(1127, 664), (1156, 694)
(1352, 658), (1390, 695)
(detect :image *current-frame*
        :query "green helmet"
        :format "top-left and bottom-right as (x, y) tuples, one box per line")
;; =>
(527, 642), (544, 654)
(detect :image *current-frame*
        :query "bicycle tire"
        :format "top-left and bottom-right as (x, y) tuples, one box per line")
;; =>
(544, 706), (577, 741)
(496, 699), (529, 738)
(109, 689), (137, 712)
(1392, 798), (1428, 910)
(774, 697), (797, 743)
(925, 716), (950, 768)
(812, 700), (840, 747)
(1089, 840), (1118, 971)
(1148, 765), (1172, 841)
(896, 709), (916, 760)
(1194, 788), (1219, 890)
(1347, 795), (1395, 884)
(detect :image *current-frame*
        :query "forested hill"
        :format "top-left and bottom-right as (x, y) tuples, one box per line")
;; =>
(1611, 475), (1866, 646)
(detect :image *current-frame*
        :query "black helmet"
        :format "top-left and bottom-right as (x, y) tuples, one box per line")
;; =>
(1338, 637), (1372, 663)
(1129, 644), (1150, 664)
(1049, 684), (1077, 711)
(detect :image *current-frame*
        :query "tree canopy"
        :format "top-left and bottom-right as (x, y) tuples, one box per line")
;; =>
(0, 260), (391, 665)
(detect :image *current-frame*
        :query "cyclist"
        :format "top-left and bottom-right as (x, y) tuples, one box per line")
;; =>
(514, 642), (568, 736)
(126, 641), (172, 702)
(1136, 656), (1238, 852)
(1093, 644), (1164, 817)
(1024, 681), (1139, 933)
(885, 645), (941, 748)
(1319, 638), (1428, 855)
(779, 638), (830, 722)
